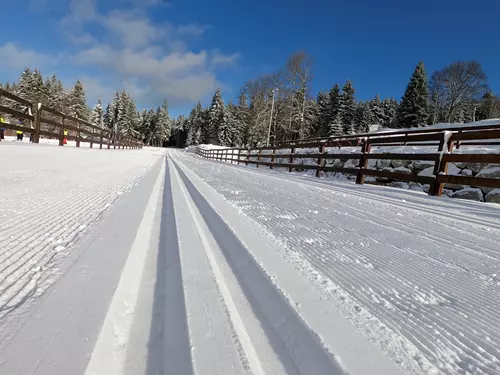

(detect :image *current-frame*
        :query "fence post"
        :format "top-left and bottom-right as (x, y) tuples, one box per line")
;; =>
(33, 104), (41, 143)
(257, 149), (262, 168)
(356, 140), (371, 185)
(456, 129), (463, 149)
(237, 149), (241, 165)
(59, 117), (65, 146)
(76, 120), (81, 148)
(429, 132), (453, 197)
(289, 146), (295, 173)
(245, 149), (250, 166)
(316, 143), (326, 178)
(270, 147), (276, 169)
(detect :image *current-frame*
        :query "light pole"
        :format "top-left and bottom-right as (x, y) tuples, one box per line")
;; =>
(267, 88), (278, 146)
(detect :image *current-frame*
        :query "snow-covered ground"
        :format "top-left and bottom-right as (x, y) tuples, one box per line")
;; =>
(0, 142), (163, 346)
(173, 150), (500, 375)
(2, 142), (500, 375)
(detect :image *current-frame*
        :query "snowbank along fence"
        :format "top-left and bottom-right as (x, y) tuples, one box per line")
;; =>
(0, 88), (142, 149)
(196, 125), (500, 198)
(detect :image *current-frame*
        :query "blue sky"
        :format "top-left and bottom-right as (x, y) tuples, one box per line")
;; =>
(1, 0), (499, 116)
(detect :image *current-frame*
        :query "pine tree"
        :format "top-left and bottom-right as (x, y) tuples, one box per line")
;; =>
(354, 102), (371, 133)
(186, 102), (204, 146)
(68, 80), (88, 119)
(200, 107), (211, 144)
(208, 88), (225, 145)
(31, 69), (46, 106)
(217, 105), (232, 146)
(395, 61), (429, 128)
(382, 98), (399, 127)
(103, 103), (113, 130)
(369, 95), (384, 125)
(341, 80), (356, 135)
(16, 68), (32, 101)
(234, 92), (248, 146)
(156, 100), (171, 143)
(316, 91), (331, 137)
(91, 97), (104, 128)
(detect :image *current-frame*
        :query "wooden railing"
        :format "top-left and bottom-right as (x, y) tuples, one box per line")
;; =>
(196, 127), (500, 197)
(272, 122), (500, 149)
(0, 88), (143, 149)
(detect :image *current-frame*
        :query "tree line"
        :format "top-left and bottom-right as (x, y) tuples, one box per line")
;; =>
(0, 68), (171, 146)
(2, 56), (498, 149)
(170, 54), (499, 149)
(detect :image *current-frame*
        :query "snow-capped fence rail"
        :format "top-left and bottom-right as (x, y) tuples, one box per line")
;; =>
(0, 88), (142, 149)
(195, 128), (500, 198)
(272, 121), (500, 148)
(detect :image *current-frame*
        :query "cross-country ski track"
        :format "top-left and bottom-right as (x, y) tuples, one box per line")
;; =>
(0, 143), (499, 375)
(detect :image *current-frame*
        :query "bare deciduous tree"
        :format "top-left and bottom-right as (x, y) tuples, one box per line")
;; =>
(429, 60), (488, 122)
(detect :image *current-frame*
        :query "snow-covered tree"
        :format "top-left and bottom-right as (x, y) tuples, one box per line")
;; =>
(316, 91), (330, 137)
(354, 102), (371, 133)
(382, 98), (398, 127)
(341, 80), (356, 134)
(156, 100), (171, 143)
(369, 95), (384, 125)
(68, 79), (88, 120)
(90, 97), (104, 128)
(208, 88), (225, 145)
(396, 61), (429, 128)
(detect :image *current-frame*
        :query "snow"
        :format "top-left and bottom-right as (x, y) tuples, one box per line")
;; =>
(84, 156), (165, 375)
(176, 149), (500, 375)
(376, 118), (500, 134)
(0, 142), (164, 336)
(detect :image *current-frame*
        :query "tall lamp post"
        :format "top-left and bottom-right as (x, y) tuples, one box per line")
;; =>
(266, 88), (278, 146)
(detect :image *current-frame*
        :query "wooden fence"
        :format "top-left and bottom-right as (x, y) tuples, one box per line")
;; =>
(0, 88), (142, 149)
(272, 122), (500, 149)
(196, 127), (500, 197)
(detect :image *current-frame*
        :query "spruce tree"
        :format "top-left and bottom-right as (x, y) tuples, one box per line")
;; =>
(316, 91), (330, 136)
(382, 98), (399, 128)
(354, 102), (371, 133)
(369, 95), (385, 125)
(91, 97), (104, 128)
(395, 61), (429, 128)
(156, 100), (171, 142)
(68, 80), (88, 119)
(16, 68), (32, 103)
(208, 88), (225, 145)
(200, 108), (211, 144)
(341, 80), (356, 134)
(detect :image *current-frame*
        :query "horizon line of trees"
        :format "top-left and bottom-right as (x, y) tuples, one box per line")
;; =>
(169, 54), (499, 149)
(2, 55), (499, 149)
(0, 68), (171, 146)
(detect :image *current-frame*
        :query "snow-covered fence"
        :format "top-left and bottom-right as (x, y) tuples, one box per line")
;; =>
(196, 128), (500, 200)
(271, 120), (500, 148)
(0, 88), (142, 149)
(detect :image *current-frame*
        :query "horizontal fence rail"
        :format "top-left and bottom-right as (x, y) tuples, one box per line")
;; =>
(272, 122), (500, 148)
(195, 126), (500, 198)
(0, 88), (143, 149)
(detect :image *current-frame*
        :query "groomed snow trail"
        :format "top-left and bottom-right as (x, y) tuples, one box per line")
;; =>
(172, 150), (500, 375)
(166, 155), (346, 375)
(0, 143), (163, 344)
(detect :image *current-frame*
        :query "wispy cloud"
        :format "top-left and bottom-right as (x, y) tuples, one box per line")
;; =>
(177, 23), (212, 36)
(1, 0), (239, 107)
(211, 50), (241, 67)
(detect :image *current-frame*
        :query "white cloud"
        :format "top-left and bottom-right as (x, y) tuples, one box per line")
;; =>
(211, 50), (241, 67)
(102, 10), (168, 48)
(9, 0), (240, 108)
(0, 43), (61, 70)
(177, 23), (211, 36)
